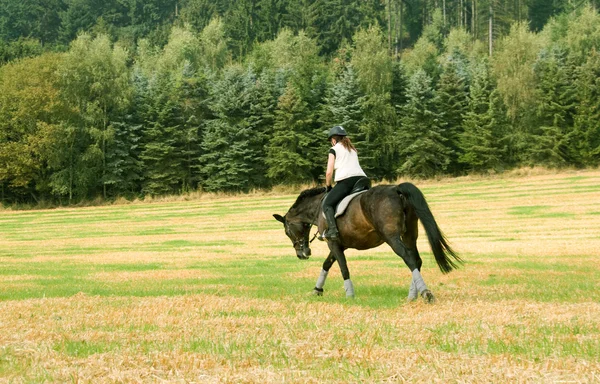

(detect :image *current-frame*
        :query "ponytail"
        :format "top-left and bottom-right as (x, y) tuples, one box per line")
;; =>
(332, 135), (357, 153)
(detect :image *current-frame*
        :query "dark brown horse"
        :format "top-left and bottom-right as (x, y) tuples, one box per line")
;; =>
(273, 182), (462, 302)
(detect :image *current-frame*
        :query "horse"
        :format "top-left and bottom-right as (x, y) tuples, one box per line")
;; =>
(273, 182), (462, 302)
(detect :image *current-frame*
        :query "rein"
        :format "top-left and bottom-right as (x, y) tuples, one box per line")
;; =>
(289, 191), (326, 248)
(309, 229), (319, 244)
(308, 193), (326, 244)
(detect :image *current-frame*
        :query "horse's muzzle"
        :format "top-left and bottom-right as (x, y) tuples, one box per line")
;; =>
(296, 247), (311, 260)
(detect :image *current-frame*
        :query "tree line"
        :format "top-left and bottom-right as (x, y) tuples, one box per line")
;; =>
(3, 0), (593, 63)
(1, 3), (599, 205)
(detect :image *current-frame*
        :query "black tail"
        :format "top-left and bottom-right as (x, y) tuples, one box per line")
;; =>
(397, 182), (463, 274)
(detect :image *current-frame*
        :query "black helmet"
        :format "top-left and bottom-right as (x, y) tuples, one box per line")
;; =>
(327, 125), (347, 139)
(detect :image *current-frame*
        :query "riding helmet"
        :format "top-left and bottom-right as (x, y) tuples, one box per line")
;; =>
(327, 125), (347, 139)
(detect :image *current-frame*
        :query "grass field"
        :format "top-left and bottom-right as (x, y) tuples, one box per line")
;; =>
(1, 169), (599, 383)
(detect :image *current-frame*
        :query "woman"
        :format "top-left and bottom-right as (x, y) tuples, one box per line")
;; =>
(321, 125), (368, 241)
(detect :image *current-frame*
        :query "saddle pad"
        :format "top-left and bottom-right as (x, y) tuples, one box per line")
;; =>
(322, 190), (368, 219)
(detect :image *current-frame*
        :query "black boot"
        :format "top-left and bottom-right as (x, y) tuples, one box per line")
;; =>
(322, 206), (339, 241)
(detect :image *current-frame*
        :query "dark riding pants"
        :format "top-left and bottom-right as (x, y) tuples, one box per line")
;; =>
(323, 176), (364, 211)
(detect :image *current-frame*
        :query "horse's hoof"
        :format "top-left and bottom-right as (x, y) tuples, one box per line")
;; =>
(407, 294), (418, 302)
(312, 288), (324, 296)
(421, 290), (435, 303)
(346, 294), (355, 299)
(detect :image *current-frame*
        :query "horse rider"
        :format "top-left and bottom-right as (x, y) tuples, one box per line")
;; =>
(321, 125), (368, 241)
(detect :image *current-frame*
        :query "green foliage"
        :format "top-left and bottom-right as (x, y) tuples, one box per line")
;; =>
(0, 0), (62, 44)
(528, 46), (577, 167)
(2, 1), (600, 204)
(180, 0), (226, 33)
(199, 17), (229, 71)
(306, 0), (385, 57)
(458, 62), (507, 172)
(0, 38), (43, 64)
(244, 69), (281, 189)
(492, 23), (544, 123)
(359, 93), (398, 180)
(0, 53), (70, 202)
(572, 49), (600, 166)
(352, 26), (393, 96)
(58, 33), (131, 199)
(561, 5), (600, 64)
(266, 83), (316, 184)
(437, 52), (470, 174)
(491, 23), (545, 165)
(198, 66), (265, 192)
(321, 64), (364, 133)
(351, 26), (398, 179)
(390, 61), (409, 113)
(398, 70), (451, 178)
(401, 36), (440, 79)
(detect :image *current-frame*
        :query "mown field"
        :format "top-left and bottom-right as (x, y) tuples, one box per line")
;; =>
(1, 169), (599, 383)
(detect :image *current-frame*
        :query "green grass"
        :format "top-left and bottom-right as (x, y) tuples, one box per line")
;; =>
(53, 340), (121, 358)
(2, 250), (598, 304)
(1, 170), (600, 382)
(427, 321), (600, 359)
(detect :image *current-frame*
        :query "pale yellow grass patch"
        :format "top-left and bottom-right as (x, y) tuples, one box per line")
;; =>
(92, 269), (218, 283)
(1, 295), (599, 383)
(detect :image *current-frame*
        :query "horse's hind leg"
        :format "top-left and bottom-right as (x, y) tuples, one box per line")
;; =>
(402, 231), (423, 301)
(313, 252), (337, 296)
(386, 236), (434, 303)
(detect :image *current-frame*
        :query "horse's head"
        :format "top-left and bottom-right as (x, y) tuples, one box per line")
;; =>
(273, 187), (326, 260)
(273, 214), (312, 260)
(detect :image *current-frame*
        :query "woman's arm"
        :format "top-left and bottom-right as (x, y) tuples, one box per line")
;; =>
(325, 153), (335, 188)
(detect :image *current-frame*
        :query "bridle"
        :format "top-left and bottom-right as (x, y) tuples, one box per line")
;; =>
(287, 222), (312, 249)
(286, 192), (326, 250)
(287, 216), (320, 249)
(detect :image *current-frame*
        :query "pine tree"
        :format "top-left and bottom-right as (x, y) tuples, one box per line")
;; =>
(458, 62), (507, 172)
(198, 66), (258, 192)
(245, 69), (279, 189)
(351, 25), (397, 179)
(398, 69), (452, 177)
(572, 49), (600, 166)
(104, 118), (143, 199)
(266, 83), (314, 184)
(321, 64), (365, 139)
(436, 51), (470, 174)
(528, 45), (577, 167)
(178, 63), (209, 192)
(139, 73), (187, 196)
(390, 61), (409, 114)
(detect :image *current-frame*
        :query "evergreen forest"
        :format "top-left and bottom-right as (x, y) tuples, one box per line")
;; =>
(1, 0), (600, 205)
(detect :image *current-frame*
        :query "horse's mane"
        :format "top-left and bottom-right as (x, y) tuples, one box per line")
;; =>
(291, 187), (326, 209)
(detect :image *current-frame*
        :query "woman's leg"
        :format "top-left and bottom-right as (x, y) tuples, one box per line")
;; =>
(321, 177), (360, 240)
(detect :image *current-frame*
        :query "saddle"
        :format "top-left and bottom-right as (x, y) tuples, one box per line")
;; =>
(324, 177), (371, 218)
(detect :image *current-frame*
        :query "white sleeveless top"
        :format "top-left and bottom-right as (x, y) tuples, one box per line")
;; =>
(331, 142), (366, 182)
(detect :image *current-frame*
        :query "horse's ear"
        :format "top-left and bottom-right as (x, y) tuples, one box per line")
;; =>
(273, 214), (285, 223)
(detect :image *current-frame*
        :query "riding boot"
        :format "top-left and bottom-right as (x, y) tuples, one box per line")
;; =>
(322, 206), (340, 241)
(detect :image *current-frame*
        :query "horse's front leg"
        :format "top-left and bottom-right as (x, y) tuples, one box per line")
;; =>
(328, 241), (354, 298)
(313, 252), (337, 296)
(407, 279), (418, 301)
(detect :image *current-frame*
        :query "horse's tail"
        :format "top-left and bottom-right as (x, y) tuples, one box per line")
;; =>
(396, 182), (463, 274)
